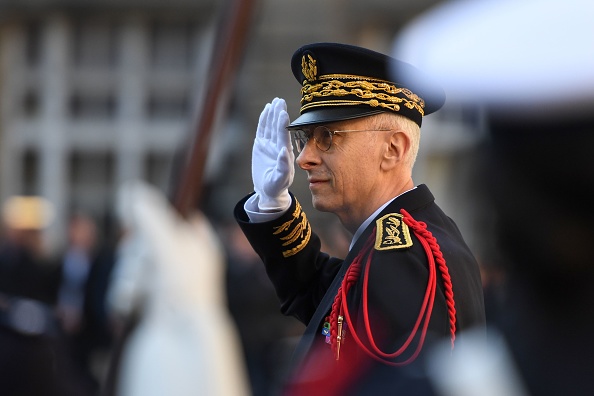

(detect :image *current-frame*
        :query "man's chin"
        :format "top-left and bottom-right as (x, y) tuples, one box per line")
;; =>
(311, 197), (333, 213)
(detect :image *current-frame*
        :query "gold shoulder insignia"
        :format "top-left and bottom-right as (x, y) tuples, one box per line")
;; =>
(273, 199), (311, 257)
(375, 213), (413, 250)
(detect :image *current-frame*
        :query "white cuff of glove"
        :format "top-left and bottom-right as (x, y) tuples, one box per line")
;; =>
(257, 189), (291, 212)
(245, 192), (291, 223)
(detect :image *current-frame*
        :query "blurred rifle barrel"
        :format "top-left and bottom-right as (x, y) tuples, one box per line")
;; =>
(173, 0), (258, 217)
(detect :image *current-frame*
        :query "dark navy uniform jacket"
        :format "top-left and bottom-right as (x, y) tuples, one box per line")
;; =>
(234, 184), (485, 394)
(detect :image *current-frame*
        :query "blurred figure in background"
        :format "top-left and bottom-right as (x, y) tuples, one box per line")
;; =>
(0, 196), (93, 396)
(223, 221), (304, 396)
(82, 212), (121, 389)
(57, 211), (118, 393)
(393, 0), (594, 395)
(106, 181), (249, 396)
(0, 196), (58, 303)
(58, 212), (98, 337)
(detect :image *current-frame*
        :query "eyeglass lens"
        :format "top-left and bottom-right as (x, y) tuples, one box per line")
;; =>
(292, 126), (332, 152)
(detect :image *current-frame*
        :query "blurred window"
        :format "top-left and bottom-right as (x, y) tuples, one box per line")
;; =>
(69, 92), (116, 119)
(72, 21), (118, 68)
(149, 20), (192, 69)
(68, 151), (114, 212)
(146, 90), (189, 119)
(145, 151), (174, 191)
(22, 90), (40, 118)
(24, 20), (42, 67)
(22, 149), (40, 195)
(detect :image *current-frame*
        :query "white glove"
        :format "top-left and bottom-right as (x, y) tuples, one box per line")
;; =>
(251, 97), (294, 212)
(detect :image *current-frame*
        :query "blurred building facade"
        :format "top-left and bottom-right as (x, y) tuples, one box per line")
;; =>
(0, 0), (483, 255)
(0, 0), (218, 252)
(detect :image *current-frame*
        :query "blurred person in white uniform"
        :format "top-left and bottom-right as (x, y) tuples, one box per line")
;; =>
(106, 181), (249, 396)
(393, 1), (594, 395)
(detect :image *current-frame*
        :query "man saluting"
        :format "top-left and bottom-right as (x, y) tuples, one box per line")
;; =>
(234, 42), (486, 394)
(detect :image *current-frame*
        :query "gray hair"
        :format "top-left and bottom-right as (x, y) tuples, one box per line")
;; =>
(369, 112), (421, 170)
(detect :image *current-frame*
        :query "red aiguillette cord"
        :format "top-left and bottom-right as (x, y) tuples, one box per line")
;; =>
(328, 209), (456, 365)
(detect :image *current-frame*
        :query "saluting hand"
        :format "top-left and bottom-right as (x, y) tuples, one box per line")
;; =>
(251, 97), (295, 212)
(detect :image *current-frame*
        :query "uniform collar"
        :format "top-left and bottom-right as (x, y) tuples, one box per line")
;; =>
(348, 184), (434, 251)
(349, 186), (415, 250)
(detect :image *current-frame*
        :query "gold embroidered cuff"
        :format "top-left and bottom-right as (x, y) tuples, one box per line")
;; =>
(273, 199), (311, 257)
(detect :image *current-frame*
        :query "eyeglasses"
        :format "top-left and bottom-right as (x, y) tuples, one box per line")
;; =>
(290, 125), (396, 153)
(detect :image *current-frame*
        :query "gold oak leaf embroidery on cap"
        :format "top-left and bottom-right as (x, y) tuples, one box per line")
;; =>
(302, 53), (317, 82)
(300, 78), (424, 116)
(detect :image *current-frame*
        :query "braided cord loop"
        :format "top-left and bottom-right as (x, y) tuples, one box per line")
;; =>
(400, 209), (457, 349)
(327, 208), (457, 365)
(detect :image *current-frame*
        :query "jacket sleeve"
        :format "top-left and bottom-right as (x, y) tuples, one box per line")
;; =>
(234, 192), (342, 325)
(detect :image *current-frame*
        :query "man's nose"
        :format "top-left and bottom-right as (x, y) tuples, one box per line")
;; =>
(295, 139), (320, 170)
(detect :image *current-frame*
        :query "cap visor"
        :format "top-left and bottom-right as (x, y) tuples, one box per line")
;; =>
(288, 108), (385, 128)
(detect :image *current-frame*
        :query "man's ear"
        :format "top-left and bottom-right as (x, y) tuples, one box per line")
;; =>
(381, 131), (409, 171)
